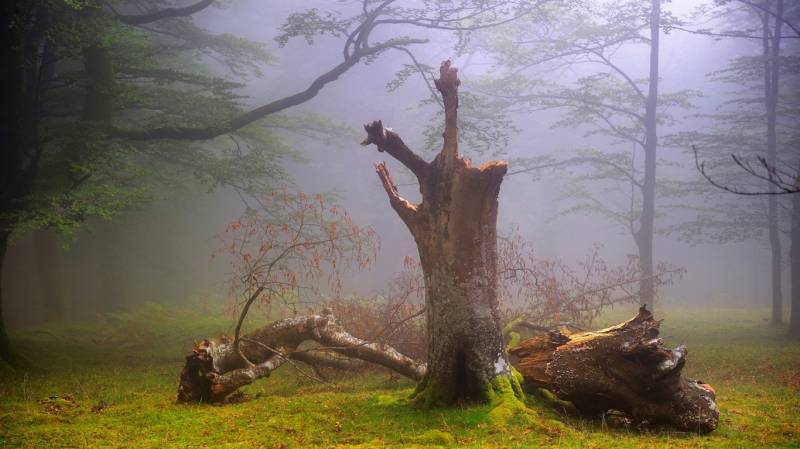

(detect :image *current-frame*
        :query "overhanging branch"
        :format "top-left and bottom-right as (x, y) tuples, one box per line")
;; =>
(112, 38), (427, 141)
(116, 0), (215, 25)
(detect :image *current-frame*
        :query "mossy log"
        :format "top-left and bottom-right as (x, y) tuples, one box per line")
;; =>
(509, 306), (718, 433)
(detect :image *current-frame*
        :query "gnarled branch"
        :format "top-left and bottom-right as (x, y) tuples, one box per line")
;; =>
(374, 162), (419, 227)
(178, 311), (425, 403)
(361, 120), (428, 180)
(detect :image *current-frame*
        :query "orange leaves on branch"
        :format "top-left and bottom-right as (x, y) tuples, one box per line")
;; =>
(394, 228), (682, 330)
(497, 227), (683, 328)
(216, 187), (380, 314)
(328, 222), (338, 239)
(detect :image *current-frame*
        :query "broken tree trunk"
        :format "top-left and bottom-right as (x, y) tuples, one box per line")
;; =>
(361, 60), (519, 407)
(509, 306), (719, 433)
(177, 310), (425, 403)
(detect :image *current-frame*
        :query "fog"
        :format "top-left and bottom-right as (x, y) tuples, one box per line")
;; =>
(3, 0), (796, 326)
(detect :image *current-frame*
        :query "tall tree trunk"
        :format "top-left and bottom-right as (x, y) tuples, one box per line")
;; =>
(0, 230), (16, 364)
(765, 0), (784, 325)
(790, 191), (800, 338)
(82, 44), (114, 123)
(0, 2), (47, 365)
(637, 0), (660, 310)
(83, 40), (129, 310)
(33, 230), (64, 320)
(362, 61), (521, 407)
(789, 163), (800, 338)
(0, 2), (20, 365)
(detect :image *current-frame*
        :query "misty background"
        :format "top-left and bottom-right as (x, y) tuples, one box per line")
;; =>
(3, 0), (788, 326)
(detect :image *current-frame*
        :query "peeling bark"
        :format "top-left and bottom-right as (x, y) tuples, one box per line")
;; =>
(177, 310), (425, 403)
(510, 307), (719, 433)
(363, 60), (518, 406)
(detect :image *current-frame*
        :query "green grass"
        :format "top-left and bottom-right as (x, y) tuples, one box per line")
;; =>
(1, 303), (798, 448)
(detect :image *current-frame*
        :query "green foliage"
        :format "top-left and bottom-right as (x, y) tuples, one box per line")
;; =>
(276, 8), (353, 47)
(453, 0), (700, 239)
(9, 0), (299, 242)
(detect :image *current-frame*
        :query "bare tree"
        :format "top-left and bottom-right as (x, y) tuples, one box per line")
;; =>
(361, 60), (520, 406)
(682, 0), (799, 332)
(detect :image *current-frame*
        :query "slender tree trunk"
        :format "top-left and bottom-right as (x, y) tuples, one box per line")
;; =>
(0, 230), (16, 364)
(766, 0), (785, 325)
(83, 41), (129, 310)
(33, 230), (65, 320)
(769, 206), (783, 324)
(82, 45), (114, 123)
(362, 61), (521, 407)
(637, 0), (660, 310)
(789, 163), (800, 338)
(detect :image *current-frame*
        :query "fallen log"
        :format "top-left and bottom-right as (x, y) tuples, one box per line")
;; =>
(178, 306), (718, 433)
(177, 309), (426, 403)
(509, 306), (719, 433)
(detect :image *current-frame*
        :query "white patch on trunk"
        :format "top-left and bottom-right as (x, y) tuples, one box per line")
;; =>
(706, 396), (718, 413)
(658, 358), (676, 372)
(494, 355), (509, 375)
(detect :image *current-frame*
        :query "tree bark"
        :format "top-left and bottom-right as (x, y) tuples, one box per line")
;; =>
(177, 310), (425, 403)
(510, 307), (719, 433)
(33, 230), (65, 320)
(637, 0), (660, 310)
(362, 60), (520, 407)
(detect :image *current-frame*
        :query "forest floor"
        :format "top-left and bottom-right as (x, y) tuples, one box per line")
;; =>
(0, 303), (798, 448)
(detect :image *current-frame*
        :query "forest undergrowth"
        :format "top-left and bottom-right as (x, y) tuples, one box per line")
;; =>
(0, 302), (797, 448)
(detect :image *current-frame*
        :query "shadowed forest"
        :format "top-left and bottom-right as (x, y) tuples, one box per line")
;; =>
(1, 1), (798, 448)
